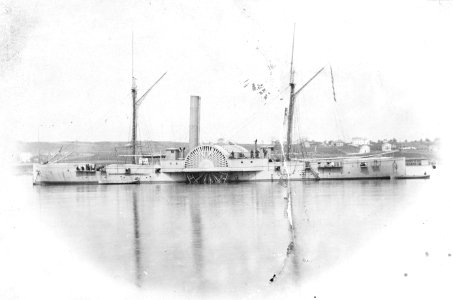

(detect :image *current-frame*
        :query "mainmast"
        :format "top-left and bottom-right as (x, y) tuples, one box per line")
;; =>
(286, 24), (296, 161)
(131, 33), (137, 164)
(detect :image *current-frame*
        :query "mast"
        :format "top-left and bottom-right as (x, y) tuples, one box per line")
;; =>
(286, 24), (296, 161)
(131, 33), (137, 164)
(129, 34), (167, 164)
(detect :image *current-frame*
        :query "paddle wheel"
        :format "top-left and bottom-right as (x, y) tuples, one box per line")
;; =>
(184, 145), (230, 184)
(186, 172), (229, 184)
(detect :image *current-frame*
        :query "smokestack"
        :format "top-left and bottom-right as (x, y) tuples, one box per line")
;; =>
(189, 96), (200, 151)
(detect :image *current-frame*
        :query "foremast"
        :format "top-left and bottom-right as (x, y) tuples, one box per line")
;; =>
(129, 34), (167, 164)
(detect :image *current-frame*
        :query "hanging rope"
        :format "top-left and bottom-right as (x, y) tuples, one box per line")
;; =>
(329, 65), (346, 141)
(224, 85), (290, 143)
(330, 65), (337, 102)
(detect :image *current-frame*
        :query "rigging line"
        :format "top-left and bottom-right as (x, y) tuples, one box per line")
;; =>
(329, 66), (346, 141)
(228, 104), (268, 137)
(135, 97), (162, 153)
(137, 108), (149, 139)
(333, 103), (346, 141)
(138, 124), (145, 153)
(224, 89), (289, 142)
(77, 90), (132, 140)
(234, 3), (276, 75)
(126, 117), (132, 146)
(133, 85), (161, 149)
(61, 73), (133, 135)
(330, 65), (337, 102)
(234, 4), (287, 101)
(240, 84), (290, 123)
(295, 98), (308, 158)
(139, 125), (152, 156)
(292, 102), (299, 156)
(59, 89), (130, 136)
(104, 93), (131, 119)
(143, 118), (155, 152)
(294, 97), (304, 156)
(226, 104), (275, 144)
(231, 74), (290, 138)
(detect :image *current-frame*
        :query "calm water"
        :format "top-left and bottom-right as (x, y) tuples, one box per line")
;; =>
(18, 178), (425, 297)
(0, 176), (444, 299)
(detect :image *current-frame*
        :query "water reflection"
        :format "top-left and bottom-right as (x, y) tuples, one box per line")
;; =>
(132, 190), (142, 287)
(271, 185), (301, 284)
(189, 194), (204, 289)
(32, 180), (423, 296)
(288, 187), (301, 283)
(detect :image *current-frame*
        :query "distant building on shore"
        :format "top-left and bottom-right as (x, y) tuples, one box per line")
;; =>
(382, 142), (393, 152)
(334, 140), (344, 147)
(359, 145), (371, 154)
(18, 152), (32, 163)
(351, 137), (369, 147)
(400, 146), (416, 150)
(429, 140), (440, 152)
(295, 138), (310, 148)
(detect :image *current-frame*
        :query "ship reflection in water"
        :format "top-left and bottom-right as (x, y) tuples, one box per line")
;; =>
(34, 180), (419, 296)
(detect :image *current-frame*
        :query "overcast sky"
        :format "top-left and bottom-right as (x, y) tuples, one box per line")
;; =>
(1, 0), (452, 146)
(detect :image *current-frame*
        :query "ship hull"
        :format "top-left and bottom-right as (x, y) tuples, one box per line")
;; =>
(33, 156), (410, 185)
(33, 163), (103, 185)
(395, 159), (434, 179)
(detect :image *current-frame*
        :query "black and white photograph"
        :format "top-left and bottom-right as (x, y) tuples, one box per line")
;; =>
(1, 0), (452, 299)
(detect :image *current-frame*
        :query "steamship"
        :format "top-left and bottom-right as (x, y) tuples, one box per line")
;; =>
(32, 35), (431, 185)
(32, 93), (423, 185)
